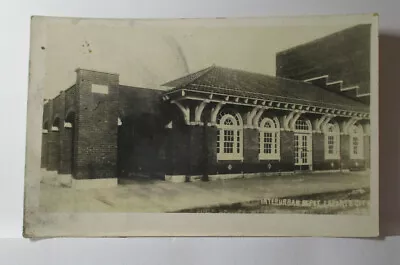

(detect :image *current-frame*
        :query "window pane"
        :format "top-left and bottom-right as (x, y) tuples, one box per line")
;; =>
(216, 130), (220, 153)
(224, 118), (234, 126)
(353, 137), (359, 155)
(328, 135), (334, 154)
(236, 130), (240, 153)
(224, 130), (234, 154)
(262, 132), (272, 154)
(295, 119), (309, 131)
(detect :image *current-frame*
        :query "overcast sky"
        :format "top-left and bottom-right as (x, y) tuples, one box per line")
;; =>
(41, 17), (361, 99)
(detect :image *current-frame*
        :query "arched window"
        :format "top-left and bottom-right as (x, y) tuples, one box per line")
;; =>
(294, 118), (311, 132)
(42, 121), (49, 133)
(324, 122), (340, 160)
(259, 117), (280, 160)
(52, 117), (60, 132)
(350, 124), (364, 159)
(216, 109), (243, 160)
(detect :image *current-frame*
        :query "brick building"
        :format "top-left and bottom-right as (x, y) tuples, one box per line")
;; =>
(40, 24), (371, 186)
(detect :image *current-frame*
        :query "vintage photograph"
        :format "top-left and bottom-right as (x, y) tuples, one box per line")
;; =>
(24, 15), (379, 237)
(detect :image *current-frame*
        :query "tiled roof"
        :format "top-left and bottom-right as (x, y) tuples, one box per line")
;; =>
(162, 65), (369, 112)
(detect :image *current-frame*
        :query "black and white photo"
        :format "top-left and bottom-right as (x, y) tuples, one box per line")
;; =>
(23, 14), (379, 237)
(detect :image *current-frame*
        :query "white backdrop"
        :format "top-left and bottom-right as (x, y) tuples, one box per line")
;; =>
(0, 0), (399, 264)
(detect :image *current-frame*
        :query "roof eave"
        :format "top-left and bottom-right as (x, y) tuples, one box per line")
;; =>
(162, 87), (369, 119)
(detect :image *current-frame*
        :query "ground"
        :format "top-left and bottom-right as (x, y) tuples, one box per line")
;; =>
(39, 170), (370, 214)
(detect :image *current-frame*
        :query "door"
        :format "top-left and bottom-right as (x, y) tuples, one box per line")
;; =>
(294, 133), (312, 166)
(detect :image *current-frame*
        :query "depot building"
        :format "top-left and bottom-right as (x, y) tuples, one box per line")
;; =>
(40, 24), (371, 185)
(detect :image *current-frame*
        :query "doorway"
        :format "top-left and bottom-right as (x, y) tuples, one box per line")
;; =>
(294, 118), (313, 170)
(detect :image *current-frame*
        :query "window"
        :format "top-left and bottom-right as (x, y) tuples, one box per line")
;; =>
(295, 118), (311, 132)
(259, 117), (280, 160)
(294, 118), (312, 166)
(324, 123), (340, 160)
(350, 124), (364, 159)
(216, 110), (243, 160)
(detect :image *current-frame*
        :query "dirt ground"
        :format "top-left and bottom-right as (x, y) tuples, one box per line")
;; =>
(39, 170), (370, 214)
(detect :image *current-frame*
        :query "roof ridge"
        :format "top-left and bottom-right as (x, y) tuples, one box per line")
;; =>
(162, 65), (216, 88)
(184, 64), (216, 87)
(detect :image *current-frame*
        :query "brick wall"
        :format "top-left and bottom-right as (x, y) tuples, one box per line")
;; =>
(188, 126), (205, 175)
(116, 121), (136, 178)
(173, 124), (192, 175)
(64, 85), (78, 175)
(116, 85), (169, 179)
(65, 85), (77, 110)
(40, 133), (48, 168)
(118, 123), (170, 179)
(312, 133), (341, 170)
(42, 100), (54, 169)
(312, 133), (324, 164)
(58, 128), (73, 174)
(47, 131), (60, 171)
(276, 24), (371, 95)
(119, 86), (164, 119)
(42, 101), (50, 127)
(41, 100), (49, 169)
(40, 69), (371, 179)
(205, 126), (218, 175)
(41, 84), (77, 173)
(340, 135), (350, 169)
(243, 128), (258, 163)
(280, 131), (295, 171)
(56, 92), (68, 174)
(52, 94), (62, 120)
(204, 125), (244, 175)
(337, 134), (365, 171)
(74, 69), (119, 179)
(204, 126), (291, 175)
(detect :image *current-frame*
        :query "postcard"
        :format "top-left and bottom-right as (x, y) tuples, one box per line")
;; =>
(23, 14), (379, 237)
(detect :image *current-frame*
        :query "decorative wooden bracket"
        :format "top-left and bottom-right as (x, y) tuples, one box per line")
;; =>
(194, 100), (209, 124)
(320, 115), (334, 132)
(289, 112), (303, 131)
(245, 107), (260, 128)
(253, 107), (268, 127)
(283, 111), (303, 131)
(312, 114), (332, 133)
(171, 100), (190, 125)
(362, 123), (371, 136)
(282, 111), (295, 131)
(340, 117), (360, 135)
(210, 102), (225, 125)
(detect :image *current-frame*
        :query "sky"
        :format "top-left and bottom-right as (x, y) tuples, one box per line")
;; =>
(40, 17), (364, 99)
